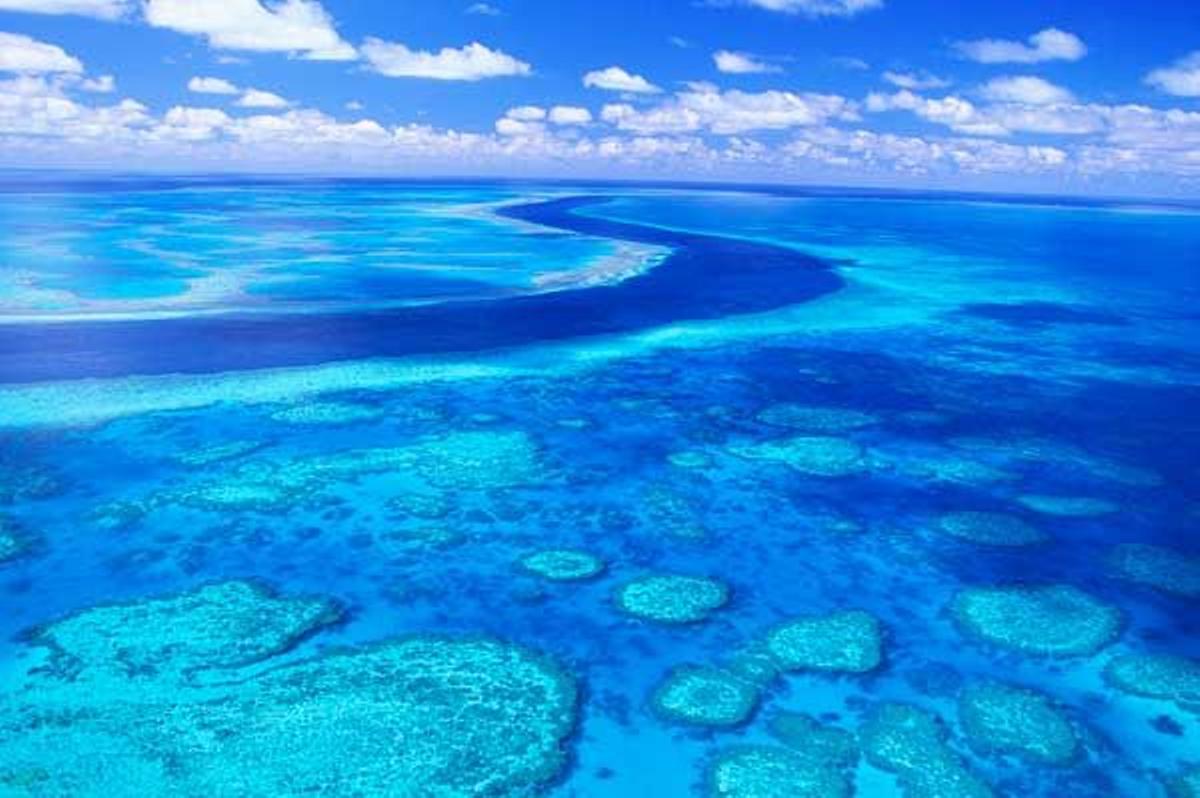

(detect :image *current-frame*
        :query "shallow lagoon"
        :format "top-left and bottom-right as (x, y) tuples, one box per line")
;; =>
(0, 179), (1198, 797)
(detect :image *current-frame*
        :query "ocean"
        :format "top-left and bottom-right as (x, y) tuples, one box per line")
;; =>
(0, 177), (1197, 797)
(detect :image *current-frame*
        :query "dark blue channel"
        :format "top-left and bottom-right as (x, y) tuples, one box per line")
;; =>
(0, 196), (841, 383)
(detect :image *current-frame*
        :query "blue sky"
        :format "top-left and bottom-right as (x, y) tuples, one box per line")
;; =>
(0, 0), (1198, 196)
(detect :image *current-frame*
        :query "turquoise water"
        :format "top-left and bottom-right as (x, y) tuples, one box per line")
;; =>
(0, 182), (663, 318)
(0, 180), (1198, 797)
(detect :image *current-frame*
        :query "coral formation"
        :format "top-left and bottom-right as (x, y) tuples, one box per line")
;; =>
(1166, 766), (1200, 798)
(730, 436), (868, 477)
(405, 430), (545, 490)
(767, 712), (858, 771)
(756, 404), (878, 433)
(707, 745), (853, 798)
(0, 519), (30, 565)
(519, 549), (606, 582)
(958, 681), (1079, 765)
(31, 580), (343, 681)
(1016, 495), (1117, 517)
(652, 666), (760, 727)
(860, 703), (994, 798)
(173, 440), (267, 468)
(669, 450), (714, 470)
(615, 574), (730, 624)
(937, 511), (1046, 547)
(269, 400), (383, 426)
(950, 584), (1122, 657)
(1103, 654), (1200, 713)
(0, 461), (60, 504)
(765, 610), (884, 673)
(1107, 543), (1200, 599)
(0, 582), (578, 797)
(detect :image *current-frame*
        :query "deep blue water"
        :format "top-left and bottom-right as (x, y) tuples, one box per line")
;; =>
(0, 178), (1198, 797)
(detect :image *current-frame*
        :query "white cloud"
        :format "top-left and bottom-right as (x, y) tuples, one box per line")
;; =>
(955, 28), (1086, 64)
(361, 39), (530, 80)
(158, 105), (231, 140)
(603, 83), (854, 135)
(1146, 52), (1200, 98)
(0, 0), (129, 18)
(980, 76), (1073, 105)
(583, 66), (661, 94)
(465, 2), (500, 15)
(494, 116), (541, 136)
(188, 76), (239, 95)
(867, 90), (1006, 136)
(79, 73), (114, 93)
(237, 88), (288, 108)
(713, 50), (780, 75)
(731, 0), (882, 17)
(549, 105), (591, 125)
(832, 56), (869, 71)
(505, 105), (546, 121)
(785, 126), (1068, 174)
(143, 0), (356, 61)
(882, 70), (948, 90)
(0, 31), (82, 73)
(345, 100), (363, 111)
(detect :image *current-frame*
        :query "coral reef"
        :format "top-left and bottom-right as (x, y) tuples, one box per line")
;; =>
(0, 519), (30, 565)
(1016, 495), (1117, 517)
(652, 666), (760, 727)
(173, 440), (267, 468)
(765, 610), (884, 673)
(1107, 543), (1200, 599)
(707, 745), (853, 798)
(615, 574), (730, 624)
(730, 435), (868, 477)
(269, 400), (383, 426)
(950, 584), (1122, 657)
(1103, 654), (1200, 713)
(767, 712), (858, 771)
(31, 580), (343, 681)
(405, 430), (545, 490)
(0, 582), (578, 797)
(860, 703), (995, 798)
(756, 404), (878, 433)
(519, 549), (606, 582)
(1165, 766), (1200, 798)
(958, 681), (1079, 765)
(0, 461), (60, 505)
(937, 512), (1046, 547)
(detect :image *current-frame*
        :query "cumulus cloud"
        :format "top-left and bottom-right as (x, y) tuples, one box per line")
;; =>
(1146, 52), (1200, 98)
(603, 83), (854, 135)
(0, 0), (129, 17)
(361, 39), (530, 80)
(867, 90), (1006, 136)
(504, 105), (546, 121)
(549, 105), (591, 125)
(236, 88), (288, 108)
(188, 76), (239, 95)
(713, 50), (780, 74)
(980, 76), (1073, 105)
(79, 73), (115, 92)
(730, 0), (882, 17)
(0, 31), (82, 73)
(785, 126), (1067, 174)
(955, 28), (1086, 64)
(465, 2), (500, 15)
(882, 70), (949, 90)
(143, 0), (356, 61)
(583, 66), (661, 94)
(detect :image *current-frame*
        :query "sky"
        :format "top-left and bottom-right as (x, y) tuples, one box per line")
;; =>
(0, 0), (1198, 196)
